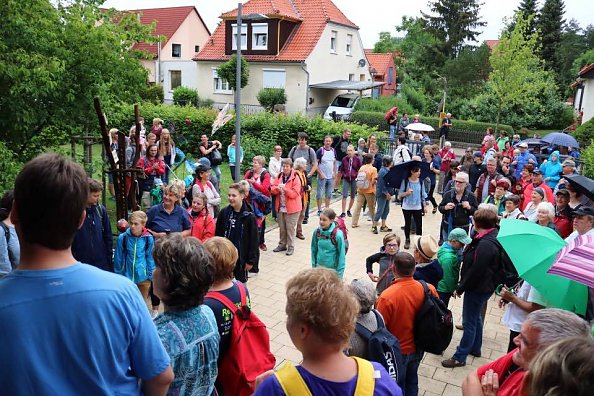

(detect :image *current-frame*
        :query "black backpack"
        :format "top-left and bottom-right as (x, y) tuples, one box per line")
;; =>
(414, 280), (453, 355)
(354, 309), (404, 383)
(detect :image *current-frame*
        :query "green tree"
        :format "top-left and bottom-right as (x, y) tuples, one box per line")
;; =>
(488, 12), (556, 130)
(373, 32), (401, 54)
(539, 0), (566, 82)
(0, 0), (155, 157)
(557, 19), (589, 94)
(441, 44), (491, 99)
(572, 49), (594, 76)
(584, 24), (594, 49)
(256, 88), (287, 112)
(421, 0), (486, 58)
(216, 54), (249, 91)
(509, 0), (539, 36)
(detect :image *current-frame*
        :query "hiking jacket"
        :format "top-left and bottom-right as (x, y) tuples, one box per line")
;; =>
(438, 189), (478, 228)
(187, 208), (215, 242)
(540, 151), (562, 189)
(457, 229), (503, 295)
(436, 243), (461, 293)
(71, 204), (113, 271)
(113, 228), (154, 283)
(340, 155), (362, 181)
(311, 222), (346, 279)
(270, 170), (302, 215)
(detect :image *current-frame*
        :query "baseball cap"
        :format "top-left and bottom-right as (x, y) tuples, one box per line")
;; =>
(473, 151), (483, 158)
(574, 207), (594, 217)
(448, 228), (472, 245)
(562, 159), (576, 167)
(519, 142), (528, 148)
(555, 189), (570, 197)
(532, 168), (543, 175)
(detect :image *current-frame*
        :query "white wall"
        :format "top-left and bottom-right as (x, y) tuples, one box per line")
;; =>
(160, 61), (199, 103)
(581, 79), (594, 123)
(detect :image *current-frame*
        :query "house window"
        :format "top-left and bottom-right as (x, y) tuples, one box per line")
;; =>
(252, 23), (268, 50)
(330, 30), (337, 53)
(232, 24), (248, 50)
(263, 69), (286, 88)
(194, 45), (200, 53)
(213, 69), (232, 94)
(360, 74), (365, 81)
(348, 73), (355, 81)
(388, 67), (394, 85)
(170, 70), (182, 90)
(172, 44), (181, 58)
(346, 34), (352, 55)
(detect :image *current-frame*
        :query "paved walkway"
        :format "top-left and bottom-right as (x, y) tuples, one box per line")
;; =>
(249, 197), (509, 395)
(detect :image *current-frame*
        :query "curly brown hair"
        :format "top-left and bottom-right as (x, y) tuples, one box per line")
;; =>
(153, 234), (214, 311)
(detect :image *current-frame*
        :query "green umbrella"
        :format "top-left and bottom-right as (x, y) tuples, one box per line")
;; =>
(497, 219), (588, 315)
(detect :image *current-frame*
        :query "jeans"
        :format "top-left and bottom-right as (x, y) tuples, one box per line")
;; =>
(342, 179), (357, 198)
(374, 194), (390, 222)
(316, 177), (333, 200)
(398, 350), (423, 396)
(389, 124), (397, 140)
(212, 165), (221, 190)
(453, 290), (492, 362)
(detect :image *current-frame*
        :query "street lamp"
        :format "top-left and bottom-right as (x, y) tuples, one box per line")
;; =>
(234, 4), (268, 181)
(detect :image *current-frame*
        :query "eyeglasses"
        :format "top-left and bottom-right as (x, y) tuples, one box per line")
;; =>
(455, 180), (466, 184)
(386, 243), (398, 248)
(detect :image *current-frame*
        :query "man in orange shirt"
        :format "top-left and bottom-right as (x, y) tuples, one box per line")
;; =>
(376, 251), (438, 396)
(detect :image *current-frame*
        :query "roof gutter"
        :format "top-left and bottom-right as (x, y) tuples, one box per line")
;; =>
(301, 62), (309, 111)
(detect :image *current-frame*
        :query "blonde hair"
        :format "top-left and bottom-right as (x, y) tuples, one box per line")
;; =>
(129, 210), (147, 225)
(158, 128), (174, 158)
(235, 180), (250, 195)
(170, 179), (185, 204)
(192, 192), (208, 209)
(285, 268), (359, 345)
(152, 118), (162, 127)
(253, 155), (266, 166)
(164, 184), (182, 200)
(203, 237), (239, 282)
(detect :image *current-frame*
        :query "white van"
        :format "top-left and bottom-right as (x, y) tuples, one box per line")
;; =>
(323, 93), (360, 121)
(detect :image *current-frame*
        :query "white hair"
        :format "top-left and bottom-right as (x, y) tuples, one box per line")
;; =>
(444, 141), (452, 147)
(537, 202), (555, 221)
(293, 157), (307, 170)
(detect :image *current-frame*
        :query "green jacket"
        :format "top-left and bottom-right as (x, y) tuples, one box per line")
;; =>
(436, 242), (461, 293)
(311, 222), (346, 279)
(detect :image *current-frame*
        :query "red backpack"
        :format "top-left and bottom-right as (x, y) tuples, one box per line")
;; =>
(205, 283), (276, 396)
(315, 217), (349, 254)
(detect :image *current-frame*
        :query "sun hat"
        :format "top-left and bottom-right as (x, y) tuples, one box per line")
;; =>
(448, 228), (472, 245)
(415, 235), (438, 260)
(519, 142), (529, 148)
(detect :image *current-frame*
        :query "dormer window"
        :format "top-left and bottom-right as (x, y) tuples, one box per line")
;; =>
(330, 30), (337, 53)
(231, 24), (247, 50)
(252, 23), (268, 50)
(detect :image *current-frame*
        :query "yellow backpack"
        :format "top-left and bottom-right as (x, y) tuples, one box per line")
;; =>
(274, 356), (375, 395)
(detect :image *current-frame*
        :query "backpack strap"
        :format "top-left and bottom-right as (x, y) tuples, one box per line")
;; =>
(352, 357), (376, 396)
(355, 321), (373, 340)
(418, 279), (430, 296)
(274, 362), (313, 396)
(330, 222), (339, 246)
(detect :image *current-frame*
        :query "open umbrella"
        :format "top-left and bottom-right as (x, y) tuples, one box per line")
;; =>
(383, 160), (430, 190)
(548, 234), (594, 289)
(497, 219), (588, 315)
(405, 123), (434, 132)
(564, 174), (594, 202)
(542, 132), (579, 148)
(514, 138), (545, 147)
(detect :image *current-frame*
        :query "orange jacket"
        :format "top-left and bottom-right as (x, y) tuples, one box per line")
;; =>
(187, 208), (215, 242)
(270, 170), (303, 215)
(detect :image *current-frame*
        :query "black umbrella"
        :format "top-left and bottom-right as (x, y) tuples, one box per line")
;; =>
(564, 174), (594, 202)
(383, 160), (431, 190)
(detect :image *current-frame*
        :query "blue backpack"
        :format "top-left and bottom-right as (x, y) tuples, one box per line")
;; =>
(354, 309), (403, 383)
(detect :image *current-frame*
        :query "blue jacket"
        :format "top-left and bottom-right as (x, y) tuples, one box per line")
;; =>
(114, 229), (154, 283)
(513, 150), (537, 178)
(540, 150), (562, 189)
(71, 204), (113, 271)
(376, 166), (395, 197)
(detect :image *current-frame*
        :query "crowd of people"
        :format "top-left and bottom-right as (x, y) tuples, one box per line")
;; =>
(1, 115), (594, 396)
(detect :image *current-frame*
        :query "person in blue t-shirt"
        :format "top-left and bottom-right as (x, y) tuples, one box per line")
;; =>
(0, 153), (173, 395)
(253, 268), (402, 396)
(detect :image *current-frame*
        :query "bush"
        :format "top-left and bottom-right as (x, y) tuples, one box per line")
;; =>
(257, 88), (287, 112)
(140, 84), (164, 104)
(581, 141), (594, 179)
(0, 142), (22, 195)
(401, 85), (428, 115)
(573, 117), (594, 146)
(354, 96), (415, 115)
(173, 86), (199, 106)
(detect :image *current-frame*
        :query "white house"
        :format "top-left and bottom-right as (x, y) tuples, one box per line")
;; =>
(573, 63), (594, 124)
(194, 0), (377, 115)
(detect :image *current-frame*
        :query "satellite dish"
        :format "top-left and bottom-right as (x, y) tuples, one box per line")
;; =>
(358, 58), (366, 67)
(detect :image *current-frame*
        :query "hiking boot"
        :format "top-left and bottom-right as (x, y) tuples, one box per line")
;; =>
(347, 210), (352, 217)
(286, 247), (294, 256)
(380, 225), (392, 232)
(404, 239), (411, 249)
(302, 219), (308, 224)
(273, 245), (287, 252)
(441, 358), (466, 368)
(371, 226), (378, 234)
(340, 212), (346, 218)
(259, 243), (268, 251)
(296, 234), (305, 240)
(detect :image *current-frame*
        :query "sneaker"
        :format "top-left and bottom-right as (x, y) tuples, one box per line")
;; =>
(273, 245), (287, 252)
(404, 239), (410, 249)
(296, 234), (305, 240)
(286, 247), (294, 256)
(380, 225), (393, 232)
(150, 310), (159, 320)
(367, 215), (372, 221)
(352, 224), (359, 228)
(340, 212), (346, 218)
(441, 358), (466, 368)
(259, 243), (268, 251)
(302, 218), (308, 224)
(347, 210), (352, 217)
(371, 226), (378, 234)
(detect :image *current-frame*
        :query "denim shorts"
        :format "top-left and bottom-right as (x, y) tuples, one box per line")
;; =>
(342, 179), (357, 198)
(316, 177), (333, 200)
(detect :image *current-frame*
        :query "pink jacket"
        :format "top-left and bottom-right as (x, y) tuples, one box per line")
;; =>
(271, 170), (303, 214)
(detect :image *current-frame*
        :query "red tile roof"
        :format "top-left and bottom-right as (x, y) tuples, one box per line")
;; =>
(578, 63), (594, 77)
(125, 6), (208, 57)
(364, 50), (394, 77)
(195, 0), (358, 62)
(484, 40), (500, 50)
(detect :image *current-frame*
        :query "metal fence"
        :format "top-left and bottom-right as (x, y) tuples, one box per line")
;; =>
(377, 138), (427, 158)
(212, 102), (265, 115)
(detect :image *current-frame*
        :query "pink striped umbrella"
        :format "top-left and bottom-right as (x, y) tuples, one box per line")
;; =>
(548, 234), (594, 288)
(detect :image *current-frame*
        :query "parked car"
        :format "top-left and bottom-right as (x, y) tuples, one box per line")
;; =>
(323, 93), (360, 121)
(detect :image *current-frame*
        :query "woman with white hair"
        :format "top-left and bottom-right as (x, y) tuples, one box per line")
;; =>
(293, 157), (310, 240)
(535, 201), (558, 234)
(346, 279), (380, 358)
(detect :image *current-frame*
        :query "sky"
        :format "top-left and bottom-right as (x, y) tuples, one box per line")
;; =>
(102, 0), (593, 48)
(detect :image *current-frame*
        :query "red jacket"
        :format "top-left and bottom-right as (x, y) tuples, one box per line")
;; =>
(244, 169), (271, 197)
(187, 208), (215, 242)
(137, 157), (165, 177)
(439, 149), (456, 172)
(270, 170), (303, 215)
(522, 182), (554, 211)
